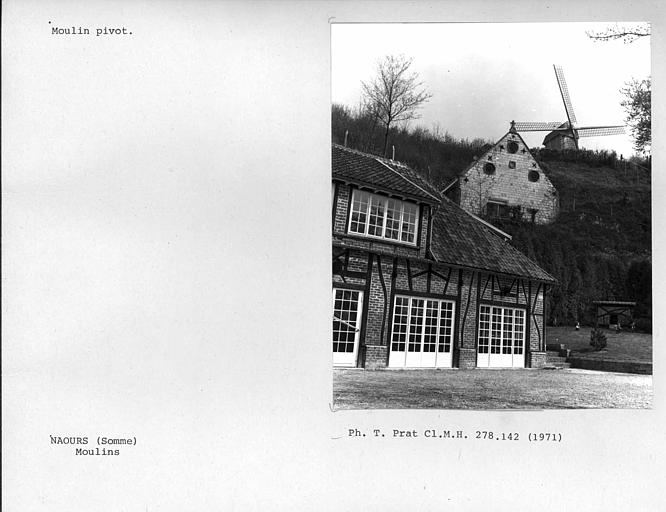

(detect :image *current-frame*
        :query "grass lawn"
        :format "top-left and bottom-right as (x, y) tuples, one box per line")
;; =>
(546, 326), (652, 362)
(333, 368), (652, 410)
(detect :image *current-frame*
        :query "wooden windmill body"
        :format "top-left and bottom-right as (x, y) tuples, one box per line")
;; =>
(513, 65), (625, 150)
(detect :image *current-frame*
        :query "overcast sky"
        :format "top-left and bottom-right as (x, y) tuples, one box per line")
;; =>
(332, 22), (650, 157)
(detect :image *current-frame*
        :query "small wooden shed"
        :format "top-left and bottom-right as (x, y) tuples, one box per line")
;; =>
(594, 301), (636, 328)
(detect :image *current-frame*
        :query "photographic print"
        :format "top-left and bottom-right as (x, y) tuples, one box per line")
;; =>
(331, 22), (652, 410)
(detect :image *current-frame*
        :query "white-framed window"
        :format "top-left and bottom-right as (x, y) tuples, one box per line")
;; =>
(478, 305), (525, 355)
(348, 189), (418, 245)
(332, 289), (362, 353)
(391, 296), (454, 354)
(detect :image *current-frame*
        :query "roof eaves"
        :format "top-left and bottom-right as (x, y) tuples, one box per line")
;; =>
(331, 176), (436, 204)
(441, 178), (458, 194)
(335, 240), (556, 284)
(463, 210), (512, 241)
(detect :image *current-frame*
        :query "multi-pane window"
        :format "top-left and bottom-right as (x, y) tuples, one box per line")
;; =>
(348, 190), (418, 245)
(332, 289), (361, 353)
(478, 305), (525, 355)
(391, 296), (454, 353)
(407, 299), (424, 352)
(513, 310), (525, 355)
(391, 297), (409, 352)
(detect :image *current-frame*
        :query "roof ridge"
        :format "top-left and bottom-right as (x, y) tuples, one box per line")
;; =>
(333, 143), (414, 169)
(374, 157), (441, 203)
(441, 178), (458, 194)
(332, 143), (386, 160)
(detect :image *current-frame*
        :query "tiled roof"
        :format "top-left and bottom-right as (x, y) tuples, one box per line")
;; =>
(429, 198), (556, 283)
(332, 144), (441, 203)
(332, 143), (556, 283)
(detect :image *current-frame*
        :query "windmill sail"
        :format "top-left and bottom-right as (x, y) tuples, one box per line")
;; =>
(576, 126), (625, 138)
(513, 121), (565, 131)
(554, 65), (578, 126)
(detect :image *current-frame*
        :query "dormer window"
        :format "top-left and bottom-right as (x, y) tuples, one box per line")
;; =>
(348, 189), (418, 245)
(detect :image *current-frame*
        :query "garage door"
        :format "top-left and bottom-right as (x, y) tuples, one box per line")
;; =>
(477, 305), (525, 368)
(332, 288), (363, 367)
(389, 296), (454, 368)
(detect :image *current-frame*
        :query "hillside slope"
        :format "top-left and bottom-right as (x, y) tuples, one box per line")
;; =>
(491, 158), (651, 327)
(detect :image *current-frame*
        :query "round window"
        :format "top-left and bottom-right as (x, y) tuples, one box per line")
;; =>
(528, 170), (540, 182)
(483, 162), (496, 175)
(507, 141), (519, 154)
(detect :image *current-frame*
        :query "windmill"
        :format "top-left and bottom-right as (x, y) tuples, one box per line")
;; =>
(512, 65), (625, 150)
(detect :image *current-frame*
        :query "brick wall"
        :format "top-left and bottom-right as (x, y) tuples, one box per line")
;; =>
(458, 347), (477, 369)
(364, 255), (394, 351)
(458, 270), (479, 349)
(333, 182), (349, 234)
(529, 351), (548, 368)
(529, 287), (545, 351)
(567, 357), (652, 375)
(459, 132), (558, 224)
(364, 345), (388, 369)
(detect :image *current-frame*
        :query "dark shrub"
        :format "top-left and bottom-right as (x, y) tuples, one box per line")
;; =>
(634, 317), (652, 333)
(590, 329), (608, 351)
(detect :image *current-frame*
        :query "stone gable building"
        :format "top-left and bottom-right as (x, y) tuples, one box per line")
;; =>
(443, 128), (559, 225)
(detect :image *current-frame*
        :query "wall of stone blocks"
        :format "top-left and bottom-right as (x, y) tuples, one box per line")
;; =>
(458, 131), (559, 224)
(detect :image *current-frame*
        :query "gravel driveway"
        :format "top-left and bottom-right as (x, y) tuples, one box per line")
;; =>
(333, 368), (652, 410)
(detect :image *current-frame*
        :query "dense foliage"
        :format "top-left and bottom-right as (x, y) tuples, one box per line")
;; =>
(620, 77), (651, 155)
(489, 160), (651, 327)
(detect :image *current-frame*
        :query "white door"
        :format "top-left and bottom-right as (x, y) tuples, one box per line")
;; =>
(332, 289), (363, 367)
(389, 296), (454, 368)
(477, 305), (525, 368)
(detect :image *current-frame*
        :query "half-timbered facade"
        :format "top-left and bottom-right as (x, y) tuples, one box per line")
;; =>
(332, 143), (556, 369)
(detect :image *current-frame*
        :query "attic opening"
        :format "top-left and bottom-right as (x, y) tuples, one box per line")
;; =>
(483, 162), (496, 175)
(528, 170), (540, 182)
(486, 200), (509, 219)
(507, 141), (519, 154)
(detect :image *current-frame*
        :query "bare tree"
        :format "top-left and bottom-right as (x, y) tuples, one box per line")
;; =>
(362, 55), (432, 157)
(586, 23), (650, 43)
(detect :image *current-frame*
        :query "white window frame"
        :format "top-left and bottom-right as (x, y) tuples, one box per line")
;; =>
(477, 304), (526, 367)
(389, 295), (455, 368)
(347, 189), (419, 246)
(332, 288), (364, 367)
